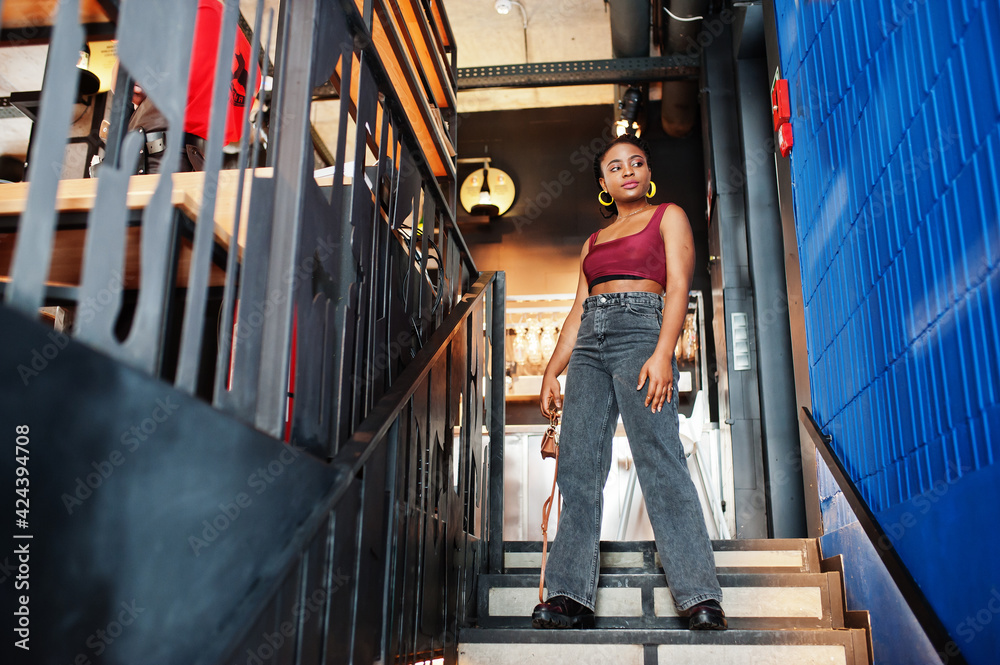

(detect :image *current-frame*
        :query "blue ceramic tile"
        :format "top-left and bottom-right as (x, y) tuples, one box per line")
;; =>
(945, 59), (976, 167)
(945, 167), (972, 293)
(957, 159), (990, 286)
(958, 32), (997, 152)
(980, 0), (1000, 121)
(955, 292), (985, 416)
(972, 143), (998, 270)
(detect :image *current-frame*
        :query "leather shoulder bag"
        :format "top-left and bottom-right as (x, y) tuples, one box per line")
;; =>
(539, 408), (562, 602)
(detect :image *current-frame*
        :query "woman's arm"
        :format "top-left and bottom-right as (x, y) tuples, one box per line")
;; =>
(636, 204), (695, 412)
(539, 241), (592, 417)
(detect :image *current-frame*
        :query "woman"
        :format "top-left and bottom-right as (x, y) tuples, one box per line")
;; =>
(531, 134), (726, 631)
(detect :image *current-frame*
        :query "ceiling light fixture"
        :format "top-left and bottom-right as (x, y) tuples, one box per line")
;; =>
(616, 86), (643, 137)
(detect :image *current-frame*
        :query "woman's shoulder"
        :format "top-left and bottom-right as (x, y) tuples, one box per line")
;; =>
(656, 202), (688, 225)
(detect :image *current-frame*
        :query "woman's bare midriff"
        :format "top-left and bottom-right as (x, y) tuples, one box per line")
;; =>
(589, 278), (664, 296)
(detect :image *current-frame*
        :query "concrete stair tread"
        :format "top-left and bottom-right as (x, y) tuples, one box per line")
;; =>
(483, 571), (840, 587)
(459, 627), (870, 665)
(461, 626), (868, 645)
(475, 539), (870, 664)
(503, 539), (821, 573)
(479, 572), (846, 630)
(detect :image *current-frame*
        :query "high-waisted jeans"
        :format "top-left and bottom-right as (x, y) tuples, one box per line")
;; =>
(543, 291), (722, 612)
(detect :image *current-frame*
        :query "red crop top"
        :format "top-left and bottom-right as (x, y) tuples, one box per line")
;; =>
(582, 203), (670, 291)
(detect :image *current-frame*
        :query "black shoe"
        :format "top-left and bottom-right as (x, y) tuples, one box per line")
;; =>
(531, 595), (596, 629)
(687, 599), (728, 630)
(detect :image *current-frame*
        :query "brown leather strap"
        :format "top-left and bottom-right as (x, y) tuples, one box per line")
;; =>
(539, 449), (561, 603)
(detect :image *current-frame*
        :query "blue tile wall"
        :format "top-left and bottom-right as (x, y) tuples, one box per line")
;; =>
(773, 2), (1000, 664)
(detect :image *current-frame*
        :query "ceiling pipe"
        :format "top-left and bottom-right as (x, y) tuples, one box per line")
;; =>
(607, 0), (651, 132)
(660, 0), (710, 137)
(608, 0), (651, 58)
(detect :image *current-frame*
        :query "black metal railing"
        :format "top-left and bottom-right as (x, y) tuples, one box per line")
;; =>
(0, 0), (496, 663)
(801, 408), (968, 665)
(3, 0), (468, 459)
(213, 271), (506, 664)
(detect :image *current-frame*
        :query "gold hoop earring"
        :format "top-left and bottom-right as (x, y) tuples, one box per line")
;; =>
(598, 190), (614, 206)
(646, 181), (656, 198)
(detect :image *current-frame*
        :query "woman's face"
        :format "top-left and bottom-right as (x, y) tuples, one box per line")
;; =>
(599, 142), (651, 204)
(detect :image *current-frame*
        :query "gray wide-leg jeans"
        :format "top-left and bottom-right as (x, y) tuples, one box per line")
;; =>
(543, 291), (723, 612)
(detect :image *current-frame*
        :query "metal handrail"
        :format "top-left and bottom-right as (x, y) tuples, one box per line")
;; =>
(801, 408), (968, 665)
(333, 271), (502, 492)
(213, 271), (505, 664)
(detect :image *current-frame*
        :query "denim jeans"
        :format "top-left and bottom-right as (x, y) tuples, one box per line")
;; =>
(543, 291), (723, 612)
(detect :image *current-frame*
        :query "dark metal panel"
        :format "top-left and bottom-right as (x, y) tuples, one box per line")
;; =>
(0, 307), (340, 665)
(457, 56), (699, 89)
(762, 0), (823, 539)
(736, 53), (806, 538)
(702, 18), (768, 538)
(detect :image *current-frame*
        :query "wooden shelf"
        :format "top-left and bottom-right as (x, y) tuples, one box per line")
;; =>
(1, 0), (112, 28)
(347, 0), (455, 180)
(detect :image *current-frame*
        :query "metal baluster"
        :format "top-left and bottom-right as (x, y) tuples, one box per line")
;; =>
(488, 275), (506, 573)
(213, 2), (270, 406)
(5, 0), (84, 314)
(74, 133), (143, 350)
(174, 0), (240, 393)
(254, 0), (321, 436)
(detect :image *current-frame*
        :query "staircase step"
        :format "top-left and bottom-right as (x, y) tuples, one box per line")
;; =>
(503, 539), (821, 574)
(459, 628), (870, 665)
(478, 572), (845, 630)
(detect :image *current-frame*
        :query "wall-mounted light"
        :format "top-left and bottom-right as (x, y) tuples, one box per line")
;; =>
(495, 0), (527, 26)
(458, 158), (516, 217)
(495, 0), (529, 61)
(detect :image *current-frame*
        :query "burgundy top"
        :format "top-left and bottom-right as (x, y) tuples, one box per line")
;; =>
(582, 203), (670, 291)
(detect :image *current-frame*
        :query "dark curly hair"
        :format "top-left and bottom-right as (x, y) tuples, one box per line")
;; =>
(593, 134), (653, 218)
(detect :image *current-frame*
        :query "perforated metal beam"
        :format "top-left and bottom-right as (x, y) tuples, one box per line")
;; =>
(456, 56), (698, 89)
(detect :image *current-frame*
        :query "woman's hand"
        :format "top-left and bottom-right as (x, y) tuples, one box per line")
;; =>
(637, 351), (673, 413)
(539, 374), (563, 418)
